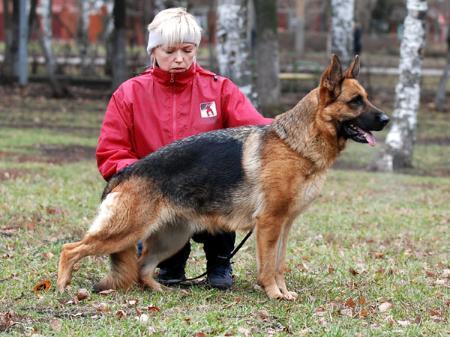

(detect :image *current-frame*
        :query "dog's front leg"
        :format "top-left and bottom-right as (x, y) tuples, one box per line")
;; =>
(275, 219), (298, 301)
(255, 215), (284, 299)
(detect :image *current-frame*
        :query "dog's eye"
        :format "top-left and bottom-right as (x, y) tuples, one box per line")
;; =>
(348, 95), (363, 107)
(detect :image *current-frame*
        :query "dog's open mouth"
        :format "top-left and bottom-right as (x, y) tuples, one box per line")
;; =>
(341, 122), (376, 146)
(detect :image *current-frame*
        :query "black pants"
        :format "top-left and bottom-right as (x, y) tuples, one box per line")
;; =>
(158, 231), (236, 270)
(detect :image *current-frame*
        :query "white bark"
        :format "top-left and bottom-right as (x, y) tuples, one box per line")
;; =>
(330, 0), (354, 67)
(216, 0), (256, 104)
(37, 0), (65, 96)
(374, 0), (427, 171)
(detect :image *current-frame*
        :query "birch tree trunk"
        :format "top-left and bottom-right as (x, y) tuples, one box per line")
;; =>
(216, 0), (256, 104)
(254, 0), (279, 115)
(15, 0), (28, 85)
(372, 0), (427, 171)
(330, 0), (354, 67)
(434, 25), (450, 111)
(111, 0), (128, 90)
(37, 0), (67, 97)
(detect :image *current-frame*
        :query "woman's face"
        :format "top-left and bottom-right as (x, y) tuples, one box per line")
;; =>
(152, 43), (197, 73)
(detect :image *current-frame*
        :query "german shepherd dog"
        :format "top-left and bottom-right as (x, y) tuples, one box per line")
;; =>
(57, 55), (389, 300)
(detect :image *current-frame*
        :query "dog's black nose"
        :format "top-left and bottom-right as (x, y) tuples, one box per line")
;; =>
(377, 113), (390, 126)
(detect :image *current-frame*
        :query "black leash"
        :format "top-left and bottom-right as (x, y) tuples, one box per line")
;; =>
(173, 229), (254, 285)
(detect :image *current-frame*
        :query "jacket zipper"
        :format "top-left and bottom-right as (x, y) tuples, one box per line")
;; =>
(171, 73), (176, 141)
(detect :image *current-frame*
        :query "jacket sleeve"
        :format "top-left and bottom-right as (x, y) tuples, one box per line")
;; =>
(221, 78), (273, 127)
(96, 87), (139, 180)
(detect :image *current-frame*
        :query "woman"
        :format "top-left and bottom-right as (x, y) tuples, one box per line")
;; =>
(96, 8), (271, 290)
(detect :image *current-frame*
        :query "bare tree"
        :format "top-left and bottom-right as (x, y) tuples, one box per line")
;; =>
(216, 0), (256, 104)
(77, 0), (91, 75)
(253, 0), (280, 115)
(330, 0), (354, 67)
(1, 0), (16, 82)
(372, 0), (427, 171)
(37, 0), (68, 97)
(435, 24), (450, 111)
(111, 0), (128, 90)
(15, 0), (28, 85)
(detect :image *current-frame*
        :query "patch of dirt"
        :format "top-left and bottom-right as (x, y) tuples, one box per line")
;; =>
(417, 137), (450, 145)
(0, 169), (30, 182)
(36, 144), (96, 164)
(0, 145), (96, 165)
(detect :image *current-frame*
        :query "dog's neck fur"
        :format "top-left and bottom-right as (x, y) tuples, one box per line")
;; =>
(270, 88), (346, 170)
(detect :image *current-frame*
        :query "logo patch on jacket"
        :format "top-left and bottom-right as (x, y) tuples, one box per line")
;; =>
(200, 102), (217, 118)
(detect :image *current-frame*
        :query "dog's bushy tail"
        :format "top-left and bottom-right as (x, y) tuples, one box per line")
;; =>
(93, 247), (138, 292)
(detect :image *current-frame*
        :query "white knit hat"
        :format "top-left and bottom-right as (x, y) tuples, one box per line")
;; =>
(147, 8), (202, 54)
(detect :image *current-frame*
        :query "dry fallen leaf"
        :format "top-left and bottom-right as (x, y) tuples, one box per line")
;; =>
(98, 289), (116, 296)
(340, 308), (353, 317)
(147, 306), (161, 312)
(378, 302), (393, 312)
(349, 268), (359, 276)
(42, 252), (54, 260)
(344, 297), (356, 309)
(372, 252), (385, 259)
(194, 333), (207, 337)
(0, 311), (16, 332)
(255, 309), (270, 321)
(95, 302), (110, 313)
(358, 296), (366, 305)
(33, 279), (51, 293)
(77, 288), (89, 301)
(116, 310), (127, 319)
(359, 308), (369, 318)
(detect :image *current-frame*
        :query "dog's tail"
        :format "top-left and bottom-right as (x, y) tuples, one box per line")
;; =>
(93, 247), (139, 292)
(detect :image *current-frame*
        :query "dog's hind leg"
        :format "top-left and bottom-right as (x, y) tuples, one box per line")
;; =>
(274, 219), (298, 300)
(57, 185), (158, 292)
(255, 214), (285, 300)
(92, 246), (138, 292)
(138, 221), (193, 292)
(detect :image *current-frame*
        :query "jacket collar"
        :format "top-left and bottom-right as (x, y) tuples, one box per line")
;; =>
(150, 63), (197, 86)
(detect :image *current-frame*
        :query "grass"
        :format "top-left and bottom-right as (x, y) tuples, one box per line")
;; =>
(0, 88), (449, 336)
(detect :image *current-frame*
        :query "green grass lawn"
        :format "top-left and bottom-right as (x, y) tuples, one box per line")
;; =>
(0, 90), (448, 336)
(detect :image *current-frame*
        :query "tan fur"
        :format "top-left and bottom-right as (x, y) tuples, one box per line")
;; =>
(57, 55), (386, 300)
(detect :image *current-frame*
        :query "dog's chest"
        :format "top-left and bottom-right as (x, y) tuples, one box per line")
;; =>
(294, 173), (326, 211)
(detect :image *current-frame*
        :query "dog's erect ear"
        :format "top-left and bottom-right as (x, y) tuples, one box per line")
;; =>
(319, 54), (343, 101)
(344, 55), (360, 79)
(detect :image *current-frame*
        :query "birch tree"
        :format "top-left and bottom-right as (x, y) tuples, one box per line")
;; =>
(216, 0), (256, 104)
(330, 0), (354, 67)
(434, 24), (450, 111)
(37, 0), (68, 97)
(153, 0), (188, 15)
(372, 0), (427, 171)
(254, 0), (279, 114)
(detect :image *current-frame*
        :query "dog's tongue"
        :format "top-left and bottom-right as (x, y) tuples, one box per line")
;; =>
(363, 130), (376, 146)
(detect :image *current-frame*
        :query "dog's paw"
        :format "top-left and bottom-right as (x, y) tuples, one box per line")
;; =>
(282, 291), (298, 301)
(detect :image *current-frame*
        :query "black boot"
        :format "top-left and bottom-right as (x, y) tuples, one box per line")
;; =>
(156, 242), (190, 285)
(193, 231), (235, 290)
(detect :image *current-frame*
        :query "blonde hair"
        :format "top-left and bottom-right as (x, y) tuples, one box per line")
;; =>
(147, 8), (202, 54)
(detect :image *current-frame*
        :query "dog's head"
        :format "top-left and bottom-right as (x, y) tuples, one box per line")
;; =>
(319, 55), (389, 146)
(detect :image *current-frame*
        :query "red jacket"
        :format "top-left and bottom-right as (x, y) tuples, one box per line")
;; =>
(96, 63), (272, 180)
